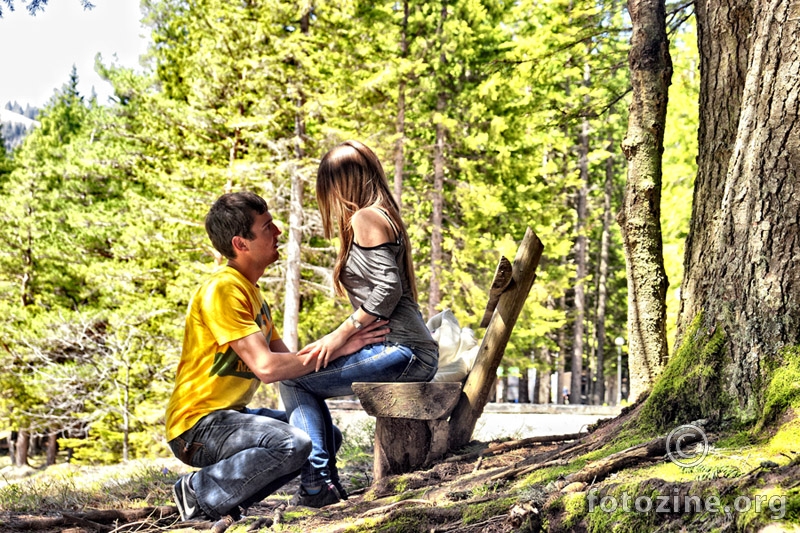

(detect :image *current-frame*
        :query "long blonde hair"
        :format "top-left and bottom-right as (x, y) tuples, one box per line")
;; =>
(316, 140), (418, 300)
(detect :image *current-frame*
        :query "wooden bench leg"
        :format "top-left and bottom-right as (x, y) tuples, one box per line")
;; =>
(373, 417), (450, 480)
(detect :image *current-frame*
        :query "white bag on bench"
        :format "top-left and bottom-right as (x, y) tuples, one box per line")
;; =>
(426, 309), (479, 383)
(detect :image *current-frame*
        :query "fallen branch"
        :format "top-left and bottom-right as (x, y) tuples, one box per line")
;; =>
(5, 506), (177, 531)
(486, 428), (701, 484)
(564, 430), (703, 484)
(434, 513), (508, 532)
(442, 444), (490, 464)
(482, 433), (585, 457)
(359, 499), (432, 518)
(490, 458), (570, 482)
(62, 513), (113, 532)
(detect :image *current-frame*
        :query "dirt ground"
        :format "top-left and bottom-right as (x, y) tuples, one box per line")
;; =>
(2, 404), (798, 532)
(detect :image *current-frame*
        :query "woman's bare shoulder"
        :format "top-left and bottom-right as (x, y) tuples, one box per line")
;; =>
(351, 207), (394, 247)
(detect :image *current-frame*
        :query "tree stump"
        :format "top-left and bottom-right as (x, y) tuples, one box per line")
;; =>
(352, 382), (461, 480)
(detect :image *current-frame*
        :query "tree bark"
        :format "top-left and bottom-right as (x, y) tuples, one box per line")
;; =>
(283, 163), (303, 352)
(429, 1), (448, 317)
(557, 294), (568, 404)
(282, 9), (310, 352)
(519, 371), (530, 403)
(539, 350), (552, 403)
(593, 140), (616, 404)
(15, 430), (29, 467)
(22, 210), (33, 306)
(618, 0), (672, 402)
(678, 0), (800, 411)
(122, 379), (130, 462)
(46, 432), (58, 466)
(393, 0), (409, 209)
(572, 60), (591, 405)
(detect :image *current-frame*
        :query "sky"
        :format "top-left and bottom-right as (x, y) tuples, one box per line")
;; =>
(0, 0), (149, 109)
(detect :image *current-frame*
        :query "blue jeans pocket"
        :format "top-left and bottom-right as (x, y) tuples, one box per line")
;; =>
(169, 436), (205, 466)
(399, 353), (437, 381)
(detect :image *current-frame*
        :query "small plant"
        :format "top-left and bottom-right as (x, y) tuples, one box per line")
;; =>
(682, 463), (743, 480)
(334, 415), (375, 491)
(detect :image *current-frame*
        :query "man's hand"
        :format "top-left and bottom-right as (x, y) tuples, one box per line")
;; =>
(298, 320), (389, 371)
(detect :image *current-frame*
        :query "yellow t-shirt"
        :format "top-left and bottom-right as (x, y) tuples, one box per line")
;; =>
(165, 266), (281, 441)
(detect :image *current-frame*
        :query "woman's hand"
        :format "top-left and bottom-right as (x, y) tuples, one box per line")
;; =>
(296, 333), (342, 371)
(298, 320), (389, 371)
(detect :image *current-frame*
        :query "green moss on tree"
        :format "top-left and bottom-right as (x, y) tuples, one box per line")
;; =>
(461, 496), (516, 524)
(638, 314), (729, 433)
(561, 492), (587, 529)
(757, 346), (800, 430)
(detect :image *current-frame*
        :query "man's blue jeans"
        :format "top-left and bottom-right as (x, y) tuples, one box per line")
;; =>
(279, 342), (438, 487)
(168, 408), (313, 519)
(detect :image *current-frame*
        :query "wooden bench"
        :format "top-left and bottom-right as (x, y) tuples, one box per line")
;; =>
(352, 227), (544, 480)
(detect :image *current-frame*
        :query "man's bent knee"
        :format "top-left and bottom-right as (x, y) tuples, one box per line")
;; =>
(286, 425), (312, 461)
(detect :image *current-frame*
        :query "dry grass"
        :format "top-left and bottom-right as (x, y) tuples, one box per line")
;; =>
(0, 456), (187, 513)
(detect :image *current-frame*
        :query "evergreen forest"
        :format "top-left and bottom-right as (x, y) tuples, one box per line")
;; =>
(0, 0), (701, 466)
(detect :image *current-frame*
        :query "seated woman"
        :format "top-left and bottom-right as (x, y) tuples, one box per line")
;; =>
(280, 140), (439, 507)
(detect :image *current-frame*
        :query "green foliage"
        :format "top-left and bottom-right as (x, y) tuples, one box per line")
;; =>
(638, 314), (729, 434)
(0, 0), (703, 464)
(662, 20), (700, 350)
(0, 132), (14, 183)
(784, 487), (800, 522)
(340, 512), (433, 533)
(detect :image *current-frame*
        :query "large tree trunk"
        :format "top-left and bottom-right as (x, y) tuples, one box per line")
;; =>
(678, 0), (799, 412)
(22, 214), (33, 306)
(617, 0), (672, 402)
(122, 380), (130, 462)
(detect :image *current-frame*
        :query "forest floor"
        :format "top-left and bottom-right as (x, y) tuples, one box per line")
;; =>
(1, 401), (799, 532)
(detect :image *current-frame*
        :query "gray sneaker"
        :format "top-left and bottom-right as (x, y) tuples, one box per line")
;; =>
(173, 473), (205, 521)
(289, 483), (341, 508)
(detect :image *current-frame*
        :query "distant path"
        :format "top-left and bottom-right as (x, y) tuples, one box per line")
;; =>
(329, 400), (621, 442)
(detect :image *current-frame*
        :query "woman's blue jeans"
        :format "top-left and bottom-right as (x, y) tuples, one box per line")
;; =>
(279, 342), (438, 487)
(168, 407), (332, 519)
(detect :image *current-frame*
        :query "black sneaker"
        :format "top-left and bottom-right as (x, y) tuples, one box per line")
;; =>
(331, 478), (349, 500)
(289, 483), (341, 508)
(329, 465), (348, 500)
(173, 473), (205, 521)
